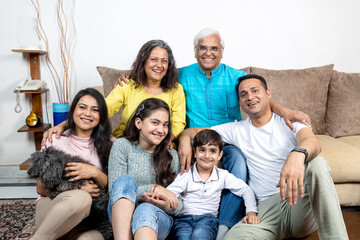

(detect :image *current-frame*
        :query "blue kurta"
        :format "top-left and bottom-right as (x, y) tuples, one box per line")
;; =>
(179, 63), (247, 127)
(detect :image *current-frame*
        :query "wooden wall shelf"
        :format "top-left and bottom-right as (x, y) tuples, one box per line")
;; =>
(19, 158), (34, 171)
(13, 49), (50, 170)
(12, 49), (46, 54)
(17, 123), (51, 133)
(13, 89), (49, 94)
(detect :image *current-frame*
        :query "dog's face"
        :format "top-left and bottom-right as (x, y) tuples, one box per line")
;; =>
(28, 148), (64, 189)
(28, 147), (91, 198)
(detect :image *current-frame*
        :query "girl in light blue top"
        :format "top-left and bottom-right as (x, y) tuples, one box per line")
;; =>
(108, 98), (181, 240)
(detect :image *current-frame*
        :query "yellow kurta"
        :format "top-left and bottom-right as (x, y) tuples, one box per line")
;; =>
(105, 79), (186, 138)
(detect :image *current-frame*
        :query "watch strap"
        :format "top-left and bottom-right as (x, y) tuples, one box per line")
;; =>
(291, 147), (309, 163)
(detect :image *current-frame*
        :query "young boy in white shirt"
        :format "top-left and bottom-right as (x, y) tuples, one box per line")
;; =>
(167, 129), (259, 240)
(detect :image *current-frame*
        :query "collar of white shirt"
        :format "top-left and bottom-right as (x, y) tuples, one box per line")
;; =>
(191, 162), (220, 183)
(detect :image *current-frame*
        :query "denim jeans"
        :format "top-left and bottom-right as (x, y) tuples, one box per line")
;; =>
(218, 144), (248, 227)
(172, 214), (218, 240)
(107, 175), (173, 240)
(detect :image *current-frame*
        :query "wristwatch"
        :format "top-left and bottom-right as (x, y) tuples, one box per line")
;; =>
(291, 147), (308, 162)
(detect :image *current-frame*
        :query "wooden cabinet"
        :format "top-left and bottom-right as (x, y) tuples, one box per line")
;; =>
(12, 49), (51, 169)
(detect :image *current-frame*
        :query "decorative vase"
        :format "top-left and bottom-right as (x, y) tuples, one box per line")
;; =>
(26, 110), (42, 128)
(53, 102), (69, 126)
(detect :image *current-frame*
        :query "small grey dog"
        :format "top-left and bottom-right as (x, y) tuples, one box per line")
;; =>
(28, 146), (113, 239)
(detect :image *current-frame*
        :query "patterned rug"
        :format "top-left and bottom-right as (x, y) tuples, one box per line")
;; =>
(0, 199), (36, 240)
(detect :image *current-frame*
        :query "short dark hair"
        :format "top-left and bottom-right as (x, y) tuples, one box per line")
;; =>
(193, 129), (224, 151)
(236, 74), (268, 99)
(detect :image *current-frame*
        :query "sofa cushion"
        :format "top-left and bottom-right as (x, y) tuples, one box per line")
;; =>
(96, 66), (129, 131)
(97, 66), (129, 97)
(334, 183), (360, 206)
(92, 86), (104, 95)
(317, 135), (360, 183)
(326, 71), (360, 137)
(250, 65), (334, 134)
(337, 135), (360, 149)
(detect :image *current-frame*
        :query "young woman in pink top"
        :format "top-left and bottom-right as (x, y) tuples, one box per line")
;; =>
(31, 88), (113, 240)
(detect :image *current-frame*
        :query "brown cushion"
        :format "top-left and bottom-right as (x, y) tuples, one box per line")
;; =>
(92, 86), (104, 95)
(250, 65), (334, 134)
(96, 66), (130, 131)
(326, 71), (360, 137)
(96, 66), (130, 97)
(241, 67), (252, 75)
(317, 135), (360, 183)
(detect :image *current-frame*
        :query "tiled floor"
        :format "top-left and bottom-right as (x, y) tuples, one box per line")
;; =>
(0, 185), (38, 199)
(0, 166), (38, 199)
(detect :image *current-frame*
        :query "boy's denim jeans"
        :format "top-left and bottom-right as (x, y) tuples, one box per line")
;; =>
(108, 175), (173, 240)
(172, 214), (218, 240)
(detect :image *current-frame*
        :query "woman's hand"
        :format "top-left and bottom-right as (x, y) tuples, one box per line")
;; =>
(41, 120), (67, 146)
(283, 110), (312, 132)
(243, 212), (260, 224)
(153, 185), (178, 210)
(141, 192), (171, 211)
(80, 180), (100, 198)
(64, 162), (98, 182)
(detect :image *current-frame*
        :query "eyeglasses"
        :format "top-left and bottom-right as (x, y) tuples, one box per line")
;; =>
(197, 46), (221, 53)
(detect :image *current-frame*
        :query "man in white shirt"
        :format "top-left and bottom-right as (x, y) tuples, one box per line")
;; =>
(178, 74), (348, 239)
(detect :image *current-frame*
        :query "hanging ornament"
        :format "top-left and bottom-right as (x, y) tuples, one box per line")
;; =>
(26, 110), (42, 128)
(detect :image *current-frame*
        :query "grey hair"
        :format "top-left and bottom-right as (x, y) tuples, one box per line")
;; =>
(193, 28), (225, 50)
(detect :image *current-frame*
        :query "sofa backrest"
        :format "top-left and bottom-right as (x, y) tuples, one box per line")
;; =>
(96, 64), (360, 138)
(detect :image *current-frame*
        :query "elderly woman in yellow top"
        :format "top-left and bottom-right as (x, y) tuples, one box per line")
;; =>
(43, 40), (185, 145)
(107, 40), (185, 141)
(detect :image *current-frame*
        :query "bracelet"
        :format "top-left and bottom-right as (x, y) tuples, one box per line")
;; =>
(152, 184), (159, 192)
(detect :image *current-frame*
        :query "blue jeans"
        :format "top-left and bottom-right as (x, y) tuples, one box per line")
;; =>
(218, 144), (247, 227)
(172, 214), (218, 240)
(107, 175), (173, 240)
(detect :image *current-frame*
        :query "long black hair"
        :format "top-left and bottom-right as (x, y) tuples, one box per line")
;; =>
(130, 39), (178, 92)
(65, 88), (112, 174)
(122, 98), (176, 187)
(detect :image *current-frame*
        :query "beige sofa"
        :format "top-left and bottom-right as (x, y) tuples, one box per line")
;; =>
(96, 64), (360, 206)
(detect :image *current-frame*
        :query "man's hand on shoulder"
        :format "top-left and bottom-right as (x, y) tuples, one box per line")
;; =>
(178, 134), (193, 175)
(114, 73), (130, 88)
(283, 110), (312, 132)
